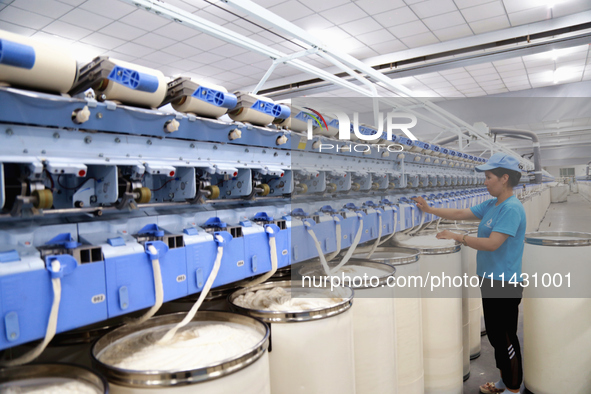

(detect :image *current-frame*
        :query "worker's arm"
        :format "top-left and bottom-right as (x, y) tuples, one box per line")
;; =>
(412, 196), (478, 221)
(436, 230), (510, 252)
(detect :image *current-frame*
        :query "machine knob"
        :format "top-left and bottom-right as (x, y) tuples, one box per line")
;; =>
(164, 119), (180, 133)
(229, 129), (242, 140)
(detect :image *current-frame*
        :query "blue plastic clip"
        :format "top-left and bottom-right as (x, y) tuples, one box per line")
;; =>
(45, 254), (78, 279)
(145, 241), (169, 261)
(291, 208), (308, 217)
(0, 250), (20, 263)
(0, 39), (35, 69)
(138, 224), (165, 238)
(320, 205), (336, 213)
(108, 65), (159, 93)
(254, 212), (273, 222)
(107, 237), (126, 247)
(264, 224), (280, 238)
(344, 203), (359, 210)
(294, 111), (314, 123)
(204, 217), (227, 228)
(399, 197), (410, 203)
(46, 233), (81, 249)
(192, 86), (237, 109)
(183, 228), (198, 236)
(239, 220), (252, 227)
(213, 231), (233, 246)
(381, 198), (393, 205)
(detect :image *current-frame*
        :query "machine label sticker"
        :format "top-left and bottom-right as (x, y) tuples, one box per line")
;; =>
(237, 260), (245, 267)
(176, 274), (186, 282)
(92, 294), (106, 304)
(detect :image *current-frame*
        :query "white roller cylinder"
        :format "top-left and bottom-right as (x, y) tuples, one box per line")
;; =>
(357, 247), (424, 394)
(171, 81), (231, 118)
(230, 281), (355, 394)
(299, 261), (398, 394)
(93, 311), (271, 394)
(95, 59), (167, 108)
(394, 233), (463, 394)
(455, 229), (482, 366)
(0, 29), (77, 93)
(522, 232), (591, 394)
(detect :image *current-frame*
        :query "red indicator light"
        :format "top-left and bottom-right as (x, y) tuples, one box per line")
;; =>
(169, 171), (175, 177)
(78, 169), (86, 177)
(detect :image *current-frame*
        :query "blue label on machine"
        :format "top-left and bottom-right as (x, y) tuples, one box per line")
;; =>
(108, 65), (159, 93)
(191, 86), (237, 109)
(251, 100), (290, 119)
(0, 39), (35, 69)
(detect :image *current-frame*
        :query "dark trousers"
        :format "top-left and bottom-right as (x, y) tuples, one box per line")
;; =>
(481, 279), (524, 391)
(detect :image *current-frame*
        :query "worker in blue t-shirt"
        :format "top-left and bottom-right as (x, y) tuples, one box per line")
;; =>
(413, 152), (526, 394)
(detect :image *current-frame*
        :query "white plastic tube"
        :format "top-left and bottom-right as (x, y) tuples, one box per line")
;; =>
(366, 211), (382, 259)
(304, 221), (332, 276)
(378, 210), (398, 247)
(159, 235), (224, 343)
(1, 260), (62, 366)
(330, 213), (364, 274)
(126, 245), (164, 326)
(243, 227), (279, 288)
(408, 210), (425, 235)
(325, 216), (342, 262)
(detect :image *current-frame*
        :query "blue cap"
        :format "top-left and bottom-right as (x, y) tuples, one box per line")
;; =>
(475, 153), (521, 173)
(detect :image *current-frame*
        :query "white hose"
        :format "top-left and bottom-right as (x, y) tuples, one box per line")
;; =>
(325, 216), (342, 262)
(366, 211), (383, 258)
(1, 261), (62, 366)
(243, 227), (278, 288)
(305, 221), (332, 276)
(125, 244), (163, 326)
(329, 213), (363, 274)
(159, 234), (224, 343)
(408, 208), (425, 235)
(378, 210), (398, 246)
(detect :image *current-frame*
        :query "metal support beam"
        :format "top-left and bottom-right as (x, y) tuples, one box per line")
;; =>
(119, 0), (374, 97)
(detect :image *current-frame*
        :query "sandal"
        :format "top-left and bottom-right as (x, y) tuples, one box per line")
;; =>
(480, 382), (505, 393)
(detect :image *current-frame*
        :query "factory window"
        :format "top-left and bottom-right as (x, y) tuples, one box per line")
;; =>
(559, 168), (575, 177)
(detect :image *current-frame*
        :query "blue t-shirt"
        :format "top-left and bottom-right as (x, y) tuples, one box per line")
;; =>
(470, 195), (526, 282)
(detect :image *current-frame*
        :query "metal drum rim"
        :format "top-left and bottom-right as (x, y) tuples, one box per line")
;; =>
(228, 280), (354, 323)
(91, 311), (269, 388)
(352, 246), (421, 266)
(0, 363), (109, 393)
(297, 260), (395, 289)
(394, 231), (462, 254)
(524, 231), (591, 246)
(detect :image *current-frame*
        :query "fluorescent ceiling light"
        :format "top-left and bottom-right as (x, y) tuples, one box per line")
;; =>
(553, 67), (578, 83)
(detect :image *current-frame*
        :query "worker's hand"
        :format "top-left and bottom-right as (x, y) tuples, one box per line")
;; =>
(436, 230), (460, 242)
(412, 196), (431, 213)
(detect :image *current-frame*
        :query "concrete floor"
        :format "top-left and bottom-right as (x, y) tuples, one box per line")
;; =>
(462, 192), (590, 393)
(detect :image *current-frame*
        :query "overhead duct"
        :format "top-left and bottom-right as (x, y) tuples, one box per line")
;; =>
(436, 128), (542, 184)
(490, 128), (542, 184)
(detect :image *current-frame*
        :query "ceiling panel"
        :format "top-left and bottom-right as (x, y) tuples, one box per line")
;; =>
(0, 0), (589, 97)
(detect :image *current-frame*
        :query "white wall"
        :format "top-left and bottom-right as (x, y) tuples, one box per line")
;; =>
(544, 165), (588, 178)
